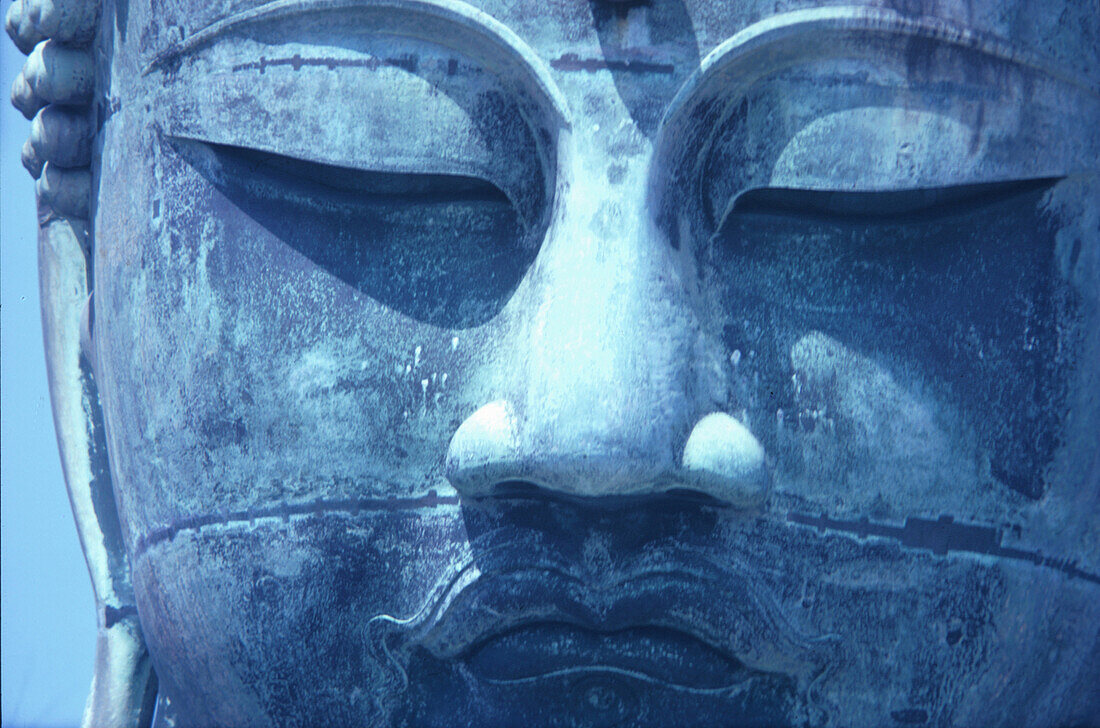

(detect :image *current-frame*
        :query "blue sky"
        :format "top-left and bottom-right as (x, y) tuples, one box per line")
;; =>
(1, 34), (97, 728)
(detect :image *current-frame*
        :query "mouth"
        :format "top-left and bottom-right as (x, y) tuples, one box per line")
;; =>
(400, 557), (832, 694)
(464, 621), (756, 690)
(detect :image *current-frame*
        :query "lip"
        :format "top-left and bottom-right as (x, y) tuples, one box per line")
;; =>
(465, 621), (753, 689)
(403, 547), (834, 691)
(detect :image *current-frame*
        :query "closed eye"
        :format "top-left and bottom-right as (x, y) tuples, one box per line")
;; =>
(712, 176), (1075, 500)
(170, 137), (538, 328)
(194, 139), (524, 220)
(724, 177), (1060, 226)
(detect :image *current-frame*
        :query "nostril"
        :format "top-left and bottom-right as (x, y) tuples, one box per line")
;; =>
(490, 479), (543, 499)
(448, 404), (770, 507)
(681, 413), (770, 508)
(661, 487), (734, 508)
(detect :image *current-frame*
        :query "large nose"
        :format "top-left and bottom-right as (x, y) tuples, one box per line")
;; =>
(445, 153), (768, 507)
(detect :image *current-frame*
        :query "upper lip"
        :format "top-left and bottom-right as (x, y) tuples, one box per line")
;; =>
(394, 538), (834, 689)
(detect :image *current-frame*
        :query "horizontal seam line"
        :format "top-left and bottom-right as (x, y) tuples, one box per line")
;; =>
(787, 511), (1100, 586)
(135, 491), (460, 555)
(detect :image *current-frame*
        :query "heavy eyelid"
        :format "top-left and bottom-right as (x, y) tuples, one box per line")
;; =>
(163, 127), (497, 186)
(146, 3), (567, 239)
(649, 7), (1094, 243)
(156, 60), (540, 221)
(719, 178), (1061, 229)
(169, 135), (531, 228)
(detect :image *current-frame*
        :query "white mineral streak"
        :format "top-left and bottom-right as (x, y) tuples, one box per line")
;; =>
(39, 219), (110, 607)
(85, 622), (158, 728)
(39, 217), (157, 727)
(79, 291), (94, 364)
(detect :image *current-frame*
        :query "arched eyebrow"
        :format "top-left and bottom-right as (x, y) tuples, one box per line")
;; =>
(648, 5), (1100, 241)
(144, 0), (570, 131)
(659, 5), (1098, 135)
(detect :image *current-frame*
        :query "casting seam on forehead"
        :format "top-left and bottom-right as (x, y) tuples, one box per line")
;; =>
(143, 0), (570, 129)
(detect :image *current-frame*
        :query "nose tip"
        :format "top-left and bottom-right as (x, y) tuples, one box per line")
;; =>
(444, 398), (674, 499)
(446, 402), (769, 507)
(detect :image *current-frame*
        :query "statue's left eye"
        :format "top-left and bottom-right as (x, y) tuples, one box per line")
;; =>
(170, 137), (535, 328)
(709, 177), (1076, 499)
(722, 178), (1058, 225)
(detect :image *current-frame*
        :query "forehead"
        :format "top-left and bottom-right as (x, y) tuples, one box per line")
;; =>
(115, 0), (1100, 96)
(109, 0), (1100, 200)
(120, 0), (1096, 56)
(111, 0), (1100, 185)
(123, 8), (1096, 242)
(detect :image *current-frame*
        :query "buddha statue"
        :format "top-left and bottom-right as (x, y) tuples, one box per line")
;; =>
(8, 0), (1099, 725)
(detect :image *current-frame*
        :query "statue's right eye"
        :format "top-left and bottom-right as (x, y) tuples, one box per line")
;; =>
(170, 137), (535, 328)
(149, 10), (565, 328)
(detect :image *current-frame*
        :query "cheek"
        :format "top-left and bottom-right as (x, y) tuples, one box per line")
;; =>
(95, 133), (497, 723)
(778, 331), (985, 513)
(92, 128), (495, 684)
(132, 508), (471, 724)
(96, 136), (492, 525)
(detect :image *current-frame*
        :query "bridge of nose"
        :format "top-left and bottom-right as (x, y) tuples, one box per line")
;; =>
(499, 129), (701, 494)
(441, 9), (775, 505)
(443, 69), (774, 505)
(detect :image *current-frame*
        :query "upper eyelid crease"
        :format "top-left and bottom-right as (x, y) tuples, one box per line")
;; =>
(172, 136), (515, 205)
(651, 8), (1096, 236)
(720, 177), (1061, 227)
(164, 136), (537, 328)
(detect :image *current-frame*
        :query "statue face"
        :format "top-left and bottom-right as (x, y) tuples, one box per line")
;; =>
(79, 0), (1099, 724)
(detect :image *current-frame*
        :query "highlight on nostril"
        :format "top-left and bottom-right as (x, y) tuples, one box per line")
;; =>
(448, 404), (768, 506)
(445, 399), (521, 498)
(681, 412), (769, 508)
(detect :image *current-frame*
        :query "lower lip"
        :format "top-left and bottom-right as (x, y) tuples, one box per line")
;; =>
(464, 622), (750, 689)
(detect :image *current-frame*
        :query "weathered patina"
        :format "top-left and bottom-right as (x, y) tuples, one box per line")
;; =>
(8, 0), (1100, 725)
